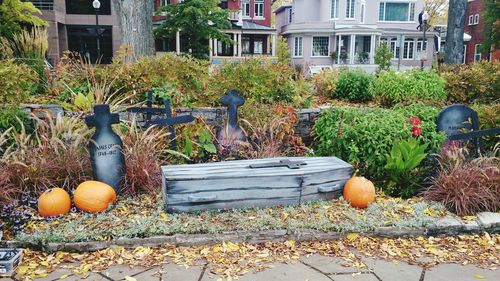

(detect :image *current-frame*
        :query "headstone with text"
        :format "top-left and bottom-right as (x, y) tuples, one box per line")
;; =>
(85, 104), (125, 194)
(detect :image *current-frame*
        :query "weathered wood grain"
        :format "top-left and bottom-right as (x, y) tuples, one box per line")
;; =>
(162, 157), (353, 213)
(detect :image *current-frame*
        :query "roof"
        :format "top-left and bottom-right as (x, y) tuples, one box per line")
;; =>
(242, 21), (276, 31)
(274, 3), (292, 14)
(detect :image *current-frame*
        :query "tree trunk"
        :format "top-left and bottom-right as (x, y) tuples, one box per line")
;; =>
(445, 0), (467, 64)
(113, 0), (155, 60)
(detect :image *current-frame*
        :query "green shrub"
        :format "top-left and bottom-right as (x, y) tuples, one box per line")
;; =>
(0, 105), (31, 134)
(206, 58), (301, 105)
(314, 105), (446, 191)
(0, 59), (38, 104)
(372, 70), (447, 106)
(439, 61), (500, 103)
(474, 103), (500, 151)
(332, 69), (374, 102)
(311, 69), (338, 98)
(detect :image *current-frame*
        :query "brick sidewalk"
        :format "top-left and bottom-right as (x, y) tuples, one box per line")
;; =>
(2, 254), (498, 281)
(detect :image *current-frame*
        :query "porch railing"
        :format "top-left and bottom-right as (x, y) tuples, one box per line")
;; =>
(23, 0), (54, 10)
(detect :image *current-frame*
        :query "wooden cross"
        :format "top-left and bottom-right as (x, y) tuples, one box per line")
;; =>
(146, 98), (195, 150)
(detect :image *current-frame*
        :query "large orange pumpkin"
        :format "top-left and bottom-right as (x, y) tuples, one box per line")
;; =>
(38, 188), (71, 217)
(343, 177), (376, 209)
(73, 181), (117, 213)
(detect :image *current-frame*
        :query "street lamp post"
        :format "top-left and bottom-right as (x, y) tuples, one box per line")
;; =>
(93, 0), (101, 62)
(421, 11), (428, 70)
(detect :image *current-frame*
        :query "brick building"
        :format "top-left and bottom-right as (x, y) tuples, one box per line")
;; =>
(463, 0), (490, 63)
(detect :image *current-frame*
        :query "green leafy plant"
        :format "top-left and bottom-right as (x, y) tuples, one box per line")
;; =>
(332, 69), (374, 102)
(0, 59), (38, 104)
(439, 61), (500, 103)
(385, 139), (429, 198)
(0, 105), (32, 134)
(152, 82), (194, 107)
(372, 70), (447, 106)
(0, 0), (47, 40)
(374, 42), (393, 72)
(314, 105), (446, 184)
(311, 69), (338, 98)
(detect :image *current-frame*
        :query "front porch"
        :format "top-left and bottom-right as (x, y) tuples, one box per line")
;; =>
(333, 31), (382, 66)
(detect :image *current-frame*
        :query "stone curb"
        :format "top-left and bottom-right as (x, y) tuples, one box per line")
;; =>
(1, 212), (499, 253)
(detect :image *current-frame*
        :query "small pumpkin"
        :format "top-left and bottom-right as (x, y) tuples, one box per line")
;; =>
(343, 176), (376, 209)
(38, 188), (71, 217)
(73, 181), (117, 213)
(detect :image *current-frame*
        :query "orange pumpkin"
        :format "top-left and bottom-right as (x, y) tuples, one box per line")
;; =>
(73, 181), (117, 213)
(38, 188), (71, 217)
(343, 177), (376, 209)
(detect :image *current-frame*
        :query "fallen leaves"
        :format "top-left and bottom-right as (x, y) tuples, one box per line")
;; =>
(14, 233), (499, 281)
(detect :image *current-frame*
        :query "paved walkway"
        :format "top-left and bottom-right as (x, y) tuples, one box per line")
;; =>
(2, 254), (499, 281)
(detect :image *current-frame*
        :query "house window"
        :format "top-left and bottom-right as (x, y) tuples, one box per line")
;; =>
(288, 7), (293, 23)
(242, 36), (251, 54)
(254, 39), (263, 54)
(474, 14), (479, 25)
(474, 44), (481, 62)
(255, 0), (264, 18)
(66, 0), (111, 15)
(294, 37), (303, 57)
(378, 2), (414, 22)
(468, 15), (474, 25)
(331, 0), (339, 19)
(416, 39), (427, 59)
(403, 39), (414, 59)
(242, 0), (250, 17)
(346, 0), (355, 19)
(388, 38), (400, 59)
(312, 36), (329, 57)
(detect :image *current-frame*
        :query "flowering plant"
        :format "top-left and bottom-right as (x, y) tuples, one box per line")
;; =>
(406, 116), (422, 137)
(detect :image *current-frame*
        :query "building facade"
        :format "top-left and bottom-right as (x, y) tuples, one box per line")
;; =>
(464, 0), (491, 64)
(24, 0), (121, 64)
(275, 0), (434, 72)
(154, 0), (276, 63)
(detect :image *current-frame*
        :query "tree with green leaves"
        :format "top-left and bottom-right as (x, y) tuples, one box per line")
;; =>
(155, 0), (232, 59)
(276, 36), (290, 63)
(375, 43), (393, 72)
(480, 0), (499, 54)
(0, 0), (47, 40)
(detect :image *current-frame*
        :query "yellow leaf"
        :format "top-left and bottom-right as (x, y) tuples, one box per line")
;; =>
(463, 216), (477, 221)
(59, 274), (69, 280)
(347, 233), (359, 242)
(473, 274), (485, 279)
(125, 276), (137, 281)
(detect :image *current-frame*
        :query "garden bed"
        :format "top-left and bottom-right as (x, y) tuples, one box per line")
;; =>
(2, 194), (499, 252)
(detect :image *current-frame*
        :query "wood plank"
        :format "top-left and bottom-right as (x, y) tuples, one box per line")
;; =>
(165, 197), (299, 213)
(301, 168), (353, 185)
(300, 179), (348, 203)
(166, 186), (300, 205)
(165, 176), (302, 194)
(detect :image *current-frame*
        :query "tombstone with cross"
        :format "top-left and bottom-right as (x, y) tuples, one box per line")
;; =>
(217, 90), (247, 152)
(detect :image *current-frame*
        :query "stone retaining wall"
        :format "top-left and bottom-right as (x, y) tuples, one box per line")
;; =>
(22, 104), (324, 144)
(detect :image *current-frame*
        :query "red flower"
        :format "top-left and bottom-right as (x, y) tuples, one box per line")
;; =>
(412, 127), (422, 137)
(411, 116), (421, 126)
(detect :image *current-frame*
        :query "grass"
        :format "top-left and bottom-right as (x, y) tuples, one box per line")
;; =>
(13, 194), (450, 244)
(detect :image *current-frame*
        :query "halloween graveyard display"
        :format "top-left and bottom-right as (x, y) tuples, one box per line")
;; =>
(161, 157), (353, 213)
(85, 104), (126, 194)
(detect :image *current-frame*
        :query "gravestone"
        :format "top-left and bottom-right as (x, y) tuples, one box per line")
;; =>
(437, 104), (479, 136)
(217, 90), (246, 151)
(85, 104), (125, 193)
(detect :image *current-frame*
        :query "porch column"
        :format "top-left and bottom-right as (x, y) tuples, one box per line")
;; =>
(272, 34), (277, 56)
(337, 35), (341, 64)
(238, 33), (242, 57)
(349, 34), (356, 64)
(209, 38), (212, 60)
(176, 30), (181, 55)
(267, 35), (271, 55)
(233, 33), (238, 57)
(214, 38), (218, 56)
(370, 34), (376, 64)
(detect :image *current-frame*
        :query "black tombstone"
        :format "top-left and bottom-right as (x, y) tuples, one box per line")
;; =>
(437, 104), (479, 137)
(217, 90), (246, 151)
(85, 104), (125, 194)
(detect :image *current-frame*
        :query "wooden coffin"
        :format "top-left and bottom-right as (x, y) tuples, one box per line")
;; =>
(161, 157), (353, 213)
